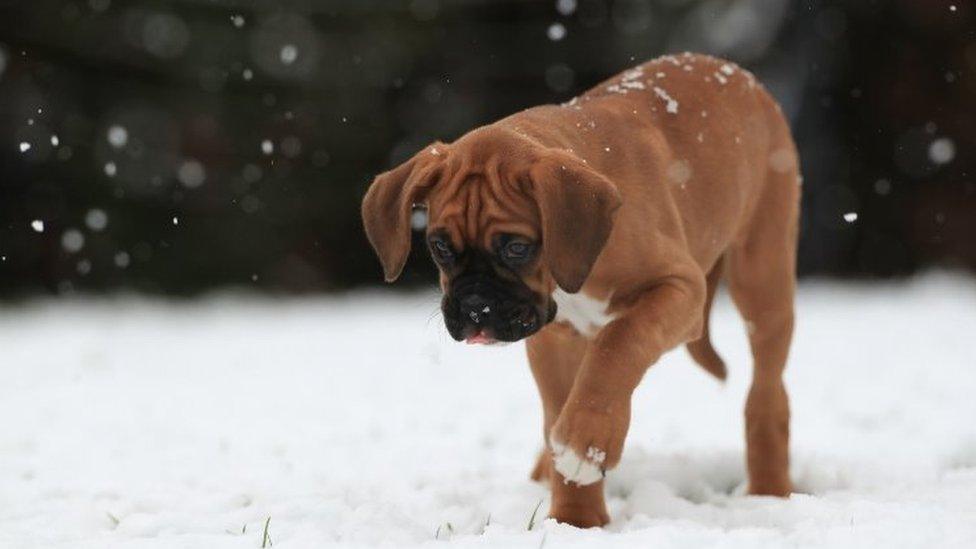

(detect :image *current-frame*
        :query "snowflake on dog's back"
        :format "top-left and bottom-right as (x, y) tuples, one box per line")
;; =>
(604, 67), (646, 95)
(653, 86), (679, 114)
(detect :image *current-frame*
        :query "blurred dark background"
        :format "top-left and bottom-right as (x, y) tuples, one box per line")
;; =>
(0, 0), (972, 297)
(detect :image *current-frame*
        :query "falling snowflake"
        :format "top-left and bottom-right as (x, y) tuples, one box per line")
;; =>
(556, 0), (577, 16)
(843, 212), (858, 223)
(114, 251), (130, 268)
(177, 159), (206, 188)
(547, 22), (566, 41)
(61, 229), (85, 253)
(107, 125), (128, 148)
(279, 44), (298, 65)
(19, 142), (30, 153)
(30, 219), (44, 233)
(928, 137), (955, 165)
(85, 209), (109, 231)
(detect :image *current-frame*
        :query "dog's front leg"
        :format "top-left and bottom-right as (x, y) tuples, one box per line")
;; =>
(548, 272), (705, 521)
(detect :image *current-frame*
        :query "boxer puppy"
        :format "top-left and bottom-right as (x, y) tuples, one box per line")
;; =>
(362, 53), (800, 528)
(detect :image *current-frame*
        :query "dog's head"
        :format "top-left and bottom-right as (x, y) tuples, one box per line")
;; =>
(362, 127), (621, 344)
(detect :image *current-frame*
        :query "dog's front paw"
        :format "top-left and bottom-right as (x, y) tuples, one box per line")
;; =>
(548, 401), (629, 486)
(549, 502), (610, 528)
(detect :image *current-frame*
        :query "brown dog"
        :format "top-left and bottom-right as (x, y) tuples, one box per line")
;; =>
(362, 53), (799, 528)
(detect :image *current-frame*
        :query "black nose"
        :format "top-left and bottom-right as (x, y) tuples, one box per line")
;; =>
(459, 294), (492, 324)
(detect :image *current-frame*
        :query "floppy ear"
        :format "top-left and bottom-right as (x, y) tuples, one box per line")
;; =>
(529, 151), (622, 293)
(361, 145), (445, 282)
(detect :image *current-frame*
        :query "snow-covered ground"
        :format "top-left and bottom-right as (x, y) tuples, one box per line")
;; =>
(1, 274), (975, 548)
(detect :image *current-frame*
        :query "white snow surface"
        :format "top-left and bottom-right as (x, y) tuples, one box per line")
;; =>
(1, 274), (975, 548)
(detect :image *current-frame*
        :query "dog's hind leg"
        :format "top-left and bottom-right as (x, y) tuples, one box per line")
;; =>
(526, 325), (609, 528)
(686, 255), (727, 380)
(727, 132), (800, 496)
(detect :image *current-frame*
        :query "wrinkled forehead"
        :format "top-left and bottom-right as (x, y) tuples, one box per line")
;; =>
(426, 171), (540, 250)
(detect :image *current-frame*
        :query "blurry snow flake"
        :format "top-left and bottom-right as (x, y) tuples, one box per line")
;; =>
(410, 0), (439, 21)
(18, 142), (30, 153)
(843, 212), (858, 223)
(243, 164), (263, 183)
(666, 159), (692, 186)
(547, 22), (567, 41)
(669, 0), (788, 62)
(50, 135), (59, 146)
(422, 82), (443, 104)
(242, 68), (253, 81)
(114, 251), (130, 268)
(874, 178), (892, 196)
(230, 14), (245, 28)
(61, 229), (85, 253)
(950, 4), (957, 11)
(76, 259), (92, 275)
(142, 12), (190, 59)
(31, 220), (44, 233)
(928, 138), (955, 165)
(241, 195), (261, 214)
(107, 125), (128, 148)
(556, 0), (578, 16)
(177, 159), (206, 188)
(261, 139), (274, 155)
(612, 0), (654, 35)
(85, 209), (109, 231)
(545, 63), (575, 92)
(279, 44), (298, 65)
(88, 0), (110, 12)
(281, 136), (302, 158)
(410, 208), (428, 230)
(312, 150), (331, 167)
(172, 216), (179, 226)
(104, 162), (117, 177)
(250, 14), (319, 81)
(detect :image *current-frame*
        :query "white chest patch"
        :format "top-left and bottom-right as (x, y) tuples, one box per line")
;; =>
(551, 288), (616, 337)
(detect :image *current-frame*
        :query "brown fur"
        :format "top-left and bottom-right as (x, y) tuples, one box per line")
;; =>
(362, 53), (800, 527)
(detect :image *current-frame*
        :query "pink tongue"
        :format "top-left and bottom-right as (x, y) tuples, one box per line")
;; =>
(465, 331), (494, 344)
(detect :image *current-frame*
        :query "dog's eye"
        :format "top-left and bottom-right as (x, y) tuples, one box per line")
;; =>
(500, 239), (534, 264)
(428, 238), (454, 262)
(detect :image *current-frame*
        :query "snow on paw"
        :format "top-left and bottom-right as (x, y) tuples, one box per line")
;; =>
(548, 399), (629, 485)
(550, 437), (606, 486)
